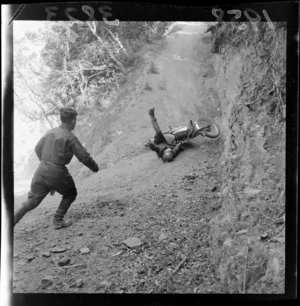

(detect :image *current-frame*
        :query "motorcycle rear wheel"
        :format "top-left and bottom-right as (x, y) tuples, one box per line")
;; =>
(197, 118), (220, 138)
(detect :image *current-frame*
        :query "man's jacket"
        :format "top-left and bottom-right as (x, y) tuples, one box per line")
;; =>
(35, 125), (98, 172)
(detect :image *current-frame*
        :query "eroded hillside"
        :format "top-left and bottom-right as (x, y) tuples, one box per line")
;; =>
(207, 22), (286, 293)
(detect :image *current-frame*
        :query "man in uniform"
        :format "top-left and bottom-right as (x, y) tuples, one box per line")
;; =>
(14, 108), (99, 229)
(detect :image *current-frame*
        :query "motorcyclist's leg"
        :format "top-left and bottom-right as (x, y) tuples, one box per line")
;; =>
(14, 179), (49, 226)
(148, 108), (167, 144)
(53, 170), (77, 228)
(149, 108), (161, 133)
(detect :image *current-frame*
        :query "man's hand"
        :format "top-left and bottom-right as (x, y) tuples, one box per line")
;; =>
(88, 160), (99, 172)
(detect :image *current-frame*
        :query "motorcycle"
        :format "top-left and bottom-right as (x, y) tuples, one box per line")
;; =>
(146, 117), (220, 147)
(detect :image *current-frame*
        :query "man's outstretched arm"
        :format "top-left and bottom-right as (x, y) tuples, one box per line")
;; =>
(70, 137), (99, 172)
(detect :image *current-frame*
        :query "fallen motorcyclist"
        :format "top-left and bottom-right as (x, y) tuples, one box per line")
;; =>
(14, 108), (99, 230)
(145, 108), (193, 162)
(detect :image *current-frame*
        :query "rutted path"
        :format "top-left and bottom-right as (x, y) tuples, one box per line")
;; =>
(13, 23), (224, 293)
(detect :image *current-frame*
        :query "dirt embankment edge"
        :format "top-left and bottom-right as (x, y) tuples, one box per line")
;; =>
(205, 23), (286, 293)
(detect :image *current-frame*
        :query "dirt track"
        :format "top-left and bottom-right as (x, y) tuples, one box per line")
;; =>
(13, 23), (226, 293)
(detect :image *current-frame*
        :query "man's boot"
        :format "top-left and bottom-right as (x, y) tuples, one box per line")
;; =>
(53, 196), (74, 229)
(53, 217), (72, 230)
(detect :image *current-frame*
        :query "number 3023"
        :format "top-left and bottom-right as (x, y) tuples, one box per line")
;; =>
(46, 5), (119, 26)
(212, 8), (275, 32)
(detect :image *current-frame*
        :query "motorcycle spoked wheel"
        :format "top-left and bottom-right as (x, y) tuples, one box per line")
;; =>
(197, 118), (220, 138)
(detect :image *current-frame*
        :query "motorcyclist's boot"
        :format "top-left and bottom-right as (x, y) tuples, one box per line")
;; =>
(53, 196), (75, 229)
(188, 120), (195, 136)
(148, 108), (155, 118)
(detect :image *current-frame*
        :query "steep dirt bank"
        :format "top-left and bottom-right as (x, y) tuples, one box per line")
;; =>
(13, 22), (285, 294)
(206, 23), (286, 293)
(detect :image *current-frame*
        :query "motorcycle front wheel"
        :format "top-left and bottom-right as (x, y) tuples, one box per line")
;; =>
(197, 118), (220, 138)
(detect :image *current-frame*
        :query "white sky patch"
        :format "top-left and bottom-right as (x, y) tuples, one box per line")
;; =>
(164, 21), (208, 37)
(175, 31), (203, 35)
(13, 20), (46, 39)
(13, 21), (48, 59)
(175, 22), (207, 25)
(13, 21), (51, 193)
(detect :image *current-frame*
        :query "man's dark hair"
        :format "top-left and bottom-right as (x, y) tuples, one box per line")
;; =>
(60, 108), (78, 124)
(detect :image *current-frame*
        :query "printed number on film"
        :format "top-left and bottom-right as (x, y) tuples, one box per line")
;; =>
(46, 5), (119, 25)
(212, 8), (275, 32)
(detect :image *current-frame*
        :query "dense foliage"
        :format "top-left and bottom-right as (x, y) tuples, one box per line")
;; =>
(14, 21), (170, 126)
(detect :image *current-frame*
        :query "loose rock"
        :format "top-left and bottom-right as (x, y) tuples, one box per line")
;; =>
(169, 242), (179, 250)
(223, 238), (234, 249)
(42, 251), (51, 258)
(70, 279), (84, 288)
(41, 276), (54, 288)
(112, 251), (123, 257)
(270, 236), (284, 243)
(80, 247), (90, 254)
(50, 246), (68, 253)
(58, 257), (70, 266)
(26, 255), (35, 262)
(158, 233), (168, 242)
(241, 211), (251, 221)
(236, 229), (248, 235)
(99, 280), (112, 288)
(243, 187), (261, 196)
(122, 237), (143, 248)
